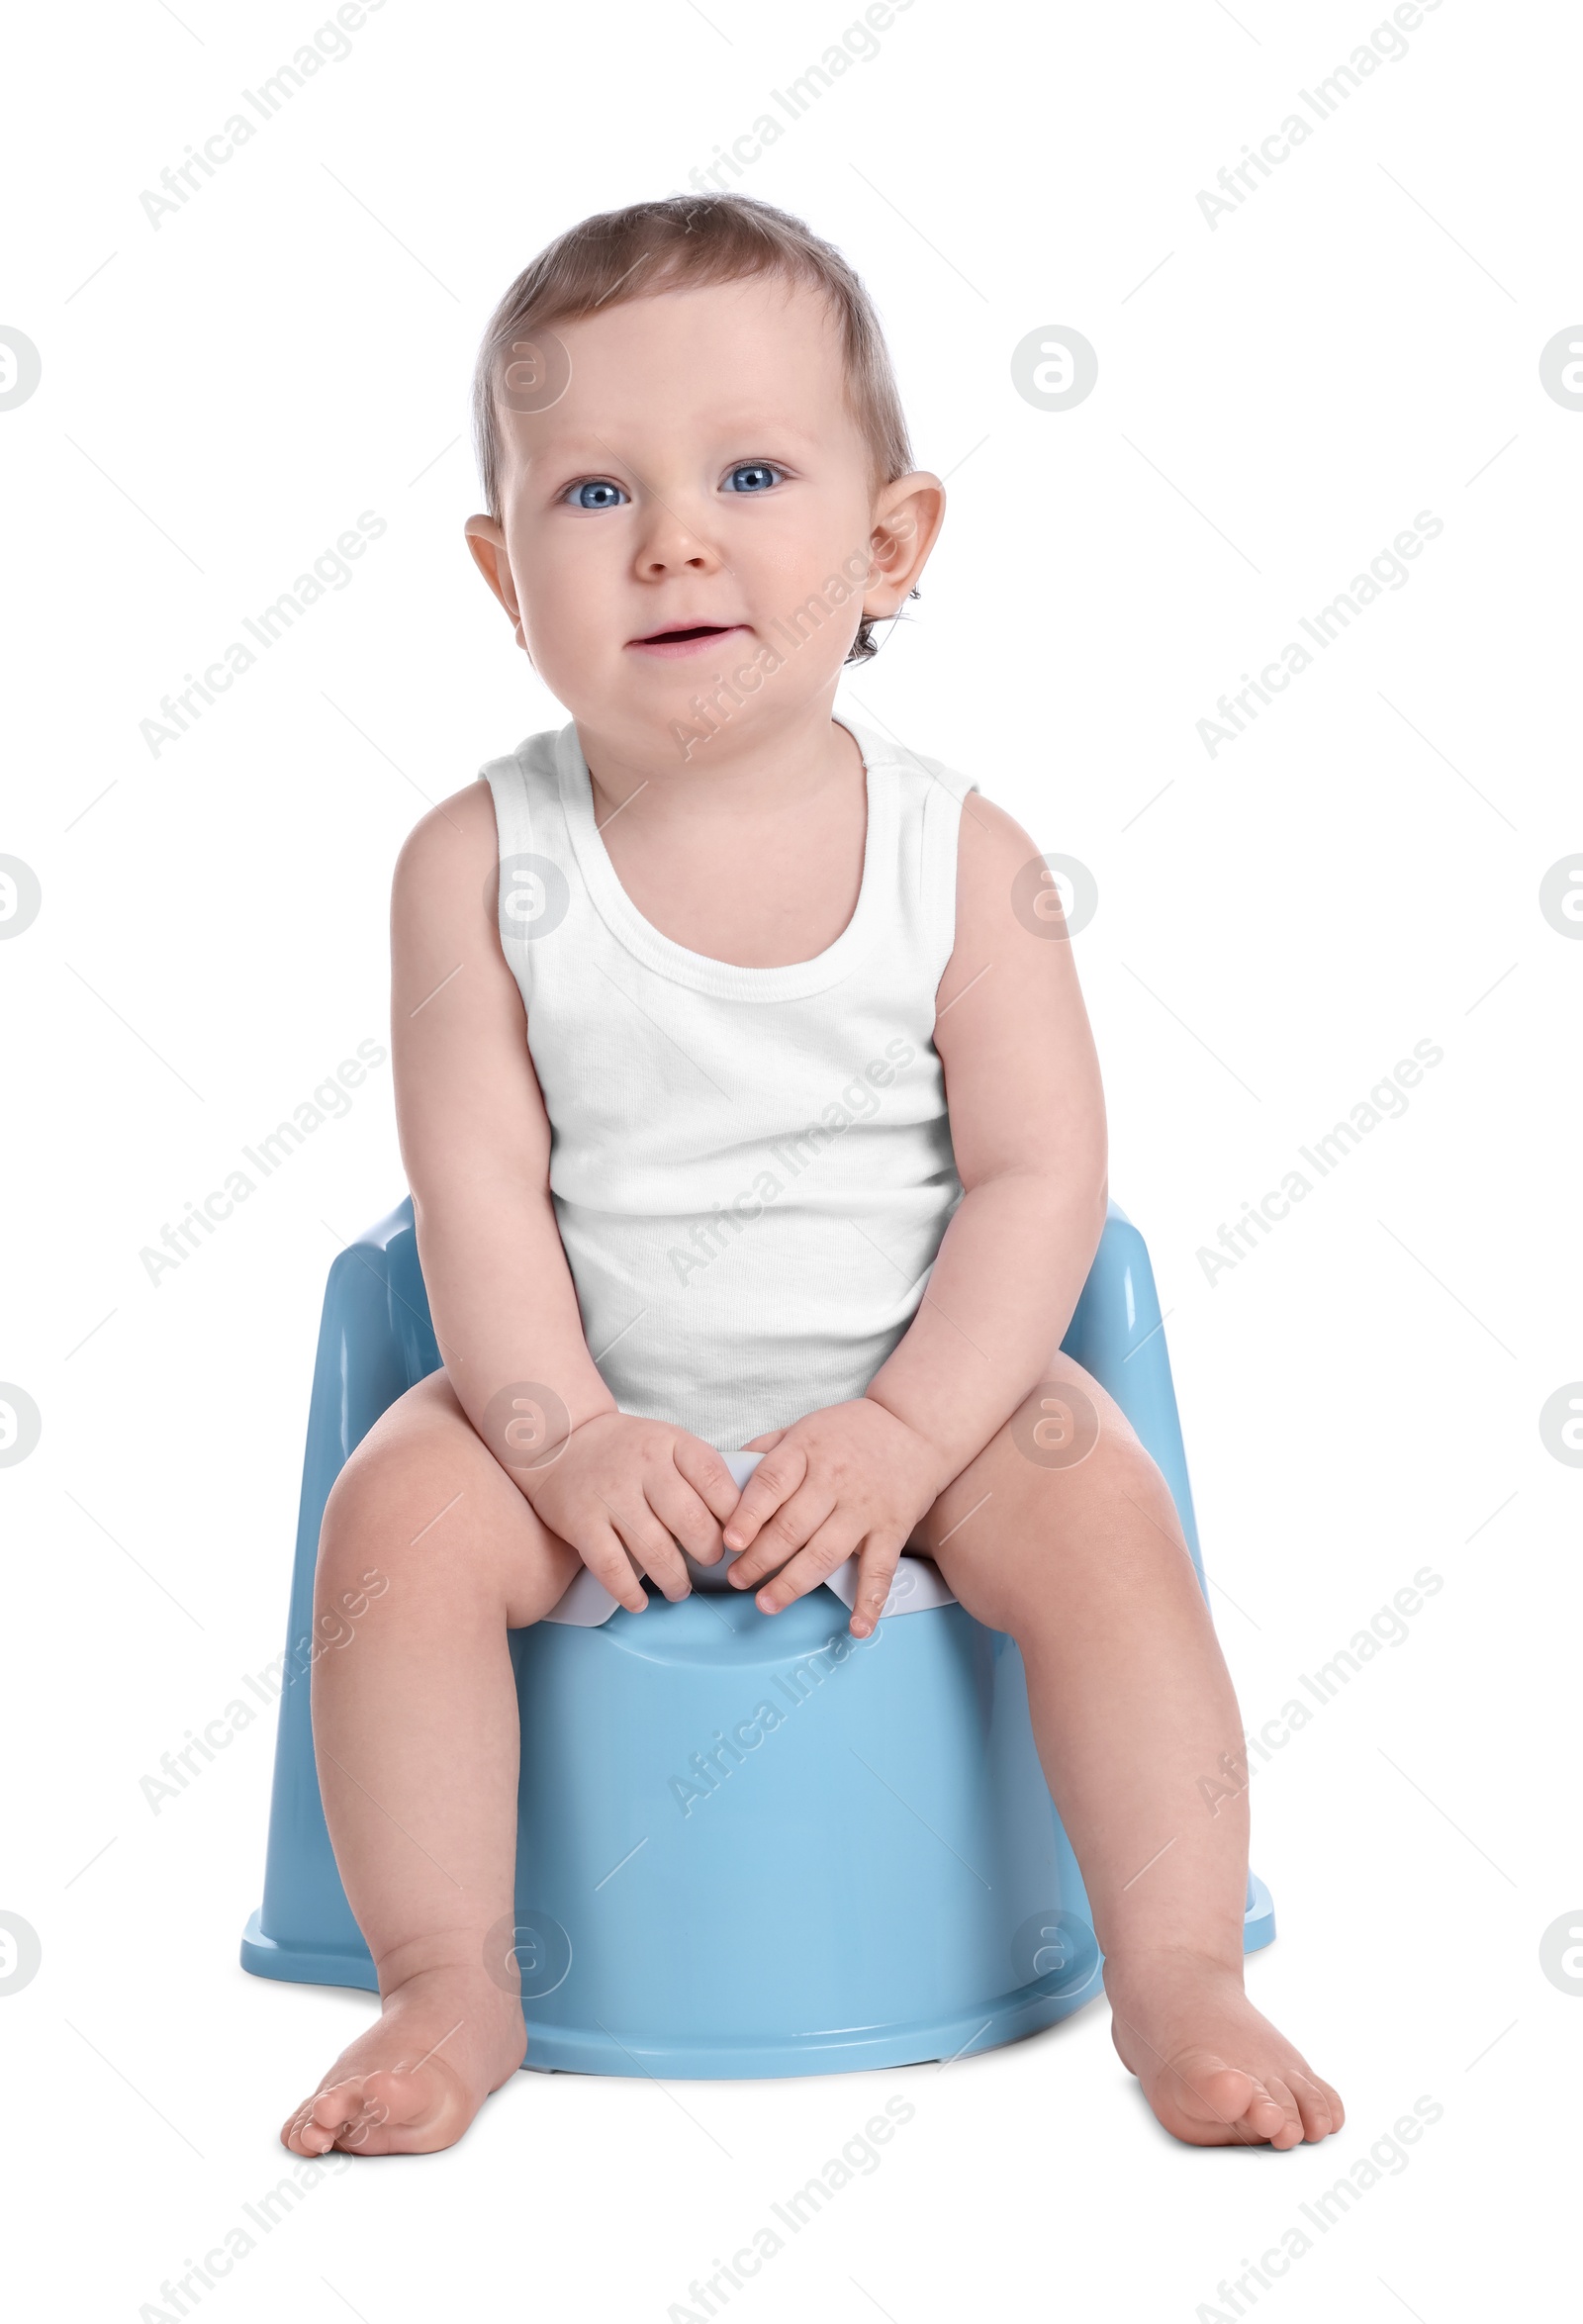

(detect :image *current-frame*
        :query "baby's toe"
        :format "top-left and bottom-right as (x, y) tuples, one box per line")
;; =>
(308, 2074), (398, 2152)
(352, 2068), (429, 2130)
(281, 2084), (355, 2156)
(1290, 2071), (1342, 2141)
(315, 2080), (378, 2146)
(1166, 2053), (1258, 2140)
(1255, 2075), (1305, 2150)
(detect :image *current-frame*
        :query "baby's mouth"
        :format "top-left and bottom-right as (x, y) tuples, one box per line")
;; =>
(627, 621), (750, 658)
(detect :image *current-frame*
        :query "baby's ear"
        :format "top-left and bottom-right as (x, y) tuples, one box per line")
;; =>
(865, 471), (945, 616)
(463, 512), (507, 562)
(463, 514), (512, 604)
(463, 516), (531, 658)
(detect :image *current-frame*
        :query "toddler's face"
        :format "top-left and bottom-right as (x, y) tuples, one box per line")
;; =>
(466, 274), (939, 755)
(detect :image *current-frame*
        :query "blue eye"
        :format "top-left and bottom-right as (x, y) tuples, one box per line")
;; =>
(566, 479), (626, 510)
(723, 463), (782, 494)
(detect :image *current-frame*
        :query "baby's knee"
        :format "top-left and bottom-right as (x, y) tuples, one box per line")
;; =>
(1080, 1406), (1169, 1508)
(1025, 1355), (1173, 1509)
(1035, 1407), (1182, 1559)
(316, 1447), (398, 1609)
(939, 1403), (1177, 1619)
(317, 1390), (467, 1593)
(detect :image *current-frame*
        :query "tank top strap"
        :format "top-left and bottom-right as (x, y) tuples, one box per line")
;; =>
(838, 718), (981, 996)
(476, 729), (577, 1010)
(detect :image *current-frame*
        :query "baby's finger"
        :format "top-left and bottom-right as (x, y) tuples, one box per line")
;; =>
(644, 1472), (726, 1567)
(751, 1515), (865, 1615)
(605, 1495), (693, 1602)
(721, 1442), (808, 1553)
(578, 1527), (651, 1616)
(673, 1435), (748, 1527)
(725, 1477), (832, 1588)
(846, 1532), (906, 1639)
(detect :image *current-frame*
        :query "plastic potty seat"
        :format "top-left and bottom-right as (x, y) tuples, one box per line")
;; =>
(239, 1198), (1274, 2073)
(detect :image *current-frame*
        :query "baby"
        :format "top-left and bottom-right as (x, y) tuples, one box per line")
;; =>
(281, 192), (1343, 2158)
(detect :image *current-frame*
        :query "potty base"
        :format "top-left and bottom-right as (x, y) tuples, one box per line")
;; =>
(242, 1848), (1274, 2082)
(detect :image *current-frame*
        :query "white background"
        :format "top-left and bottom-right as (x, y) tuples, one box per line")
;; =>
(2, 0), (1575, 2315)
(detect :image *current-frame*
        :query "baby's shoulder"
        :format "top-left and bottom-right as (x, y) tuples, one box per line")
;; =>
(946, 781), (1052, 953)
(390, 777), (498, 945)
(875, 729), (1043, 932)
(884, 737), (1029, 864)
(396, 774), (497, 875)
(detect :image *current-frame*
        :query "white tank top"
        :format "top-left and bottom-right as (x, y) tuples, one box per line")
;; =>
(479, 713), (979, 1456)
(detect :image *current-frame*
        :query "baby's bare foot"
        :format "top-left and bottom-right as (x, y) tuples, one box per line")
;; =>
(1105, 1947), (1344, 2150)
(280, 1962), (526, 2158)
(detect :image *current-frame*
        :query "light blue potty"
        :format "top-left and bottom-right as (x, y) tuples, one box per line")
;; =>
(240, 1197), (1273, 2077)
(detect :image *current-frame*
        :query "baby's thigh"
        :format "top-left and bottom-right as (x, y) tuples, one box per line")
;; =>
(906, 1350), (1169, 1625)
(318, 1369), (582, 1627)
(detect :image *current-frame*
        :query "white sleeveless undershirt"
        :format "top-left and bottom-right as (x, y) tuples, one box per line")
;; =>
(479, 712), (979, 1458)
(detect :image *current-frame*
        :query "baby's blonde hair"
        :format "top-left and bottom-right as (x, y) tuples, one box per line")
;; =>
(472, 193), (917, 663)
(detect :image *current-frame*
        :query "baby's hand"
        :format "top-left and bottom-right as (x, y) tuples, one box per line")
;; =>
(723, 1399), (945, 1637)
(518, 1412), (741, 1613)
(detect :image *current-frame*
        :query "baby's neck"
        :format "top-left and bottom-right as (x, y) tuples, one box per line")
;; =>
(578, 706), (871, 972)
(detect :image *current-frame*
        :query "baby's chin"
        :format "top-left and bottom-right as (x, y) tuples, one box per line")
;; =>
(543, 632), (854, 751)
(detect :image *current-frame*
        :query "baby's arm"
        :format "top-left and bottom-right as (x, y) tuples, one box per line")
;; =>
(390, 788), (741, 1606)
(724, 792), (1108, 1623)
(865, 792), (1109, 1473)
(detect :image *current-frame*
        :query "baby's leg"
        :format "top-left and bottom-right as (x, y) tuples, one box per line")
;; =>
(279, 1371), (581, 2158)
(916, 1353), (1344, 2149)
